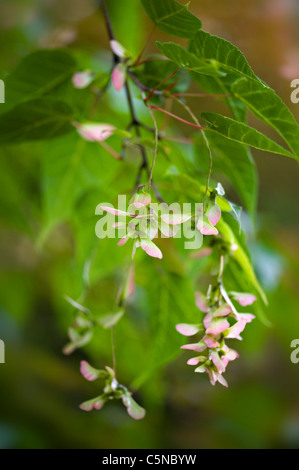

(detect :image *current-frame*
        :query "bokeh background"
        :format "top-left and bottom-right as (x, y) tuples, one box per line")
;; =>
(0, 0), (299, 449)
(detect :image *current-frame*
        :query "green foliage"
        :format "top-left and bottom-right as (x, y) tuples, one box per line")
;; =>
(0, 99), (74, 143)
(1, 0), (298, 425)
(2, 50), (76, 111)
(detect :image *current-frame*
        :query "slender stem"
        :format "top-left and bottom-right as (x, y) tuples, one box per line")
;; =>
(101, 0), (116, 44)
(202, 131), (213, 211)
(162, 70), (189, 93)
(172, 93), (230, 98)
(218, 254), (224, 281)
(111, 327), (116, 372)
(147, 105), (159, 188)
(125, 82), (149, 170)
(144, 67), (180, 102)
(220, 284), (238, 315)
(127, 71), (163, 95)
(148, 105), (205, 130)
(216, 255), (225, 307)
(170, 95), (199, 126)
(100, 141), (122, 160)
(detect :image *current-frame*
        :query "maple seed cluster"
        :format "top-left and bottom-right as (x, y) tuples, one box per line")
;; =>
(176, 291), (256, 387)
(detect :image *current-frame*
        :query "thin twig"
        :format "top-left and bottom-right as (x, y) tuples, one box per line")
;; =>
(220, 284), (238, 315)
(172, 93), (230, 98)
(218, 254), (224, 281)
(100, 141), (122, 160)
(111, 327), (116, 372)
(144, 67), (180, 102)
(217, 254), (225, 306)
(147, 105), (159, 188)
(127, 71), (163, 95)
(148, 105), (205, 130)
(101, 1), (116, 45)
(162, 70), (189, 93)
(202, 131), (213, 211)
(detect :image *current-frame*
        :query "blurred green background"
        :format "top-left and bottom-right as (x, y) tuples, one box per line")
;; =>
(0, 0), (299, 449)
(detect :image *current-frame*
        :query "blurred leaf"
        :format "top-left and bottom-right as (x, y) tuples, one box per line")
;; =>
(4, 50), (76, 110)
(0, 99), (74, 144)
(41, 133), (121, 231)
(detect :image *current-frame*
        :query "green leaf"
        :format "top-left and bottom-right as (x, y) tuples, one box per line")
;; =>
(141, 0), (202, 38)
(193, 30), (259, 82)
(0, 99), (74, 144)
(4, 50), (76, 110)
(201, 112), (296, 159)
(188, 36), (248, 122)
(155, 41), (224, 77)
(232, 78), (299, 157)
